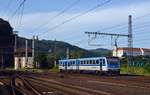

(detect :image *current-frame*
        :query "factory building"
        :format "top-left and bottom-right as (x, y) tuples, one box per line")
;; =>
(113, 41), (150, 58)
(14, 47), (33, 69)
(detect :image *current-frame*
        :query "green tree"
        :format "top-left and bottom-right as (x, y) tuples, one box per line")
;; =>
(47, 53), (55, 68)
(36, 52), (48, 69)
(71, 50), (83, 59)
(104, 51), (112, 57)
(122, 52), (127, 57)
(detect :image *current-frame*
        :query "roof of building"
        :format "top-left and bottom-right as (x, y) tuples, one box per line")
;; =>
(117, 47), (150, 52)
(15, 47), (32, 53)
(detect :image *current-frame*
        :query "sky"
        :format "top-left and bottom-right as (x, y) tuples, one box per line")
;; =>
(0, 0), (150, 50)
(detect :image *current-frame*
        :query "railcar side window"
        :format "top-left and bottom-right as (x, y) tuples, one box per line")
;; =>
(84, 61), (86, 64)
(81, 61), (83, 64)
(87, 60), (89, 64)
(90, 60), (92, 64)
(73, 61), (75, 64)
(93, 60), (96, 64)
(96, 60), (99, 64)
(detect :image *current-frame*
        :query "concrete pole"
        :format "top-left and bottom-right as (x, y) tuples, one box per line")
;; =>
(54, 39), (56, 67)
(14, 34), (17, 53)
(66, 48), (70, 59)
(32, 36), (35, 68)
(25, 40), (28, 68)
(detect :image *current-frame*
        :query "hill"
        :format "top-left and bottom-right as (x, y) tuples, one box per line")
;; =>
(89, 48), (111, 55)
(17, 37), (107, 58)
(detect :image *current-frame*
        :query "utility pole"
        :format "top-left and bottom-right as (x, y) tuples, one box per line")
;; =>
(54, 39), (56, 67)
(66, 48), (70, 59)
(25, 40), (28, 68)
(13, 31), (18, 69)
(13, 31), (18, 53)
(32, 35), (35, 68)
(14, 34), (17, 53)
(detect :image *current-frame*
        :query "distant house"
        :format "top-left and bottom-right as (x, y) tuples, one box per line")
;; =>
(113, 41), (150, 58)
(14, 47), (33, 69)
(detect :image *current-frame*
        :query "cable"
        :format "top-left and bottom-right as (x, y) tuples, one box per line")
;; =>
(95, 12), (150, 34)
(28, 0), (81, 35)
(38, 0), (112, 37)
(16, 1), (25, 30)
(8, 0), (26, 21)
(1, 0), (13, 17)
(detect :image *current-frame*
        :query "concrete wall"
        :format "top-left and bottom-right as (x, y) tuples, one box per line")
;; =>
(15, 57), (33, 70)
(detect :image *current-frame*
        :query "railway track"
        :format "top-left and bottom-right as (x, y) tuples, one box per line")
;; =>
(23, 75), (112, 95)
(1, 71), (150, 95)
(10, 75), (43, 95)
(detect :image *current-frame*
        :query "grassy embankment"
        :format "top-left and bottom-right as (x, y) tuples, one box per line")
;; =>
(120, 64), (150, 76)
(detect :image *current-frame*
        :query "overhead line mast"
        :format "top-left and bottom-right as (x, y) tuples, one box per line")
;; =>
(85, 15), (133, 74)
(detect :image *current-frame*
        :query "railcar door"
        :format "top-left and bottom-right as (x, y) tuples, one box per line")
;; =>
(100, 59), (103, 72)
(65, 62), (67, 71)
(76, 60), (79, 72)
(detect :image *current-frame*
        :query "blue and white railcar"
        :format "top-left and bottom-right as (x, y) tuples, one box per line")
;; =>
(59, 57), (120, 74)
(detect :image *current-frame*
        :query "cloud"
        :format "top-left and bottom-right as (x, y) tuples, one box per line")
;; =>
(2, 1), (150, 49)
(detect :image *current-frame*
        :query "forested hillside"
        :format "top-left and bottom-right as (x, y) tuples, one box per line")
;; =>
(18, 37), (109, 58)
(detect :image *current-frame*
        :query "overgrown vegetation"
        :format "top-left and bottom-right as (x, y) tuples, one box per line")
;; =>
(120, 56), (150, 76)
(52, 65), (59, 72)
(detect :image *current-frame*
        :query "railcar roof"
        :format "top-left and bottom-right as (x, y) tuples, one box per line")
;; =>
(59, 57), (108, 61)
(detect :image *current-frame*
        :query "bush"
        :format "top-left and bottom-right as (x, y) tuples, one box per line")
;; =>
(145, 63), (150, 73)
(52, 65), (59, 72)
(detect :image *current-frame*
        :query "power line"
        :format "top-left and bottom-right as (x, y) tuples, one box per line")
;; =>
(15, 0), (25, 30)
(29, 0), (81, 35)
(38, 0), (112, 37)
(96, 12), (150, 34)
(1, 0), (13, 17)
(8, 0), (26, 21)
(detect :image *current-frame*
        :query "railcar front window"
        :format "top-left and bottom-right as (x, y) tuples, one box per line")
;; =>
(103, 59), (105, 65)
(107, 58), (120, 68)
